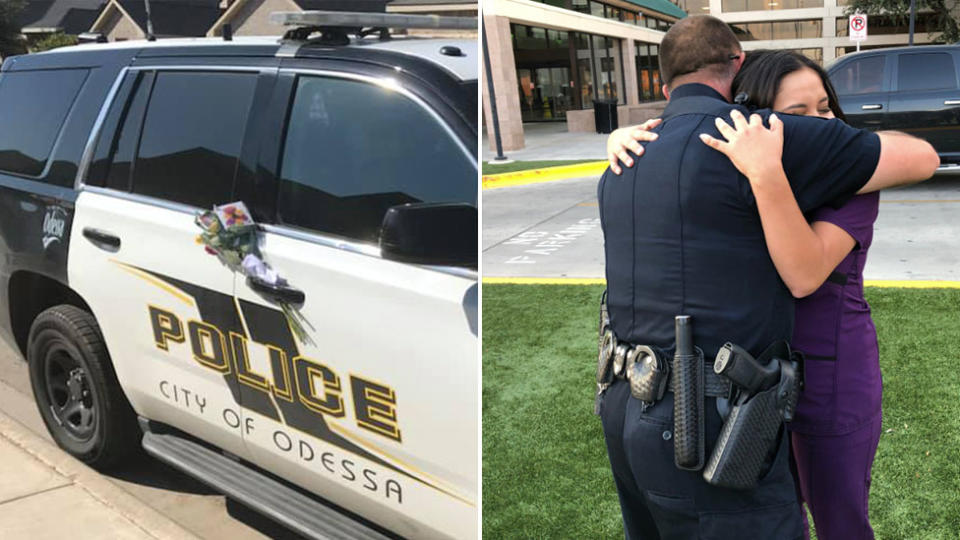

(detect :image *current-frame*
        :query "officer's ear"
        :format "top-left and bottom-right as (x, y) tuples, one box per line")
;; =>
(662, 85), (670, 100)
(732, 51), (746, 74)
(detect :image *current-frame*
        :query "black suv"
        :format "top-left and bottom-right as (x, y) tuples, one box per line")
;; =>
(828, 44), (960, 170)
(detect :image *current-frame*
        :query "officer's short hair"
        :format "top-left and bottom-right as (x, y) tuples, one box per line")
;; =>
(660, 15), (741, 86)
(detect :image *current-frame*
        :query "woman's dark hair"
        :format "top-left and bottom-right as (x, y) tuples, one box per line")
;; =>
(732, 50), (846, 122)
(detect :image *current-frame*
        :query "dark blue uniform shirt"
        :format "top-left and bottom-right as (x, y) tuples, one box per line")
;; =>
(598, 83), (881, 358)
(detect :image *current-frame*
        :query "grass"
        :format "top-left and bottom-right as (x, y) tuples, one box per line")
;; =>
(482, 285), (960, 539)
(481, 159), (601, 175)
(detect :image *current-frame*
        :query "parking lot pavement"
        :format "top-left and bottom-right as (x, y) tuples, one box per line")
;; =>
(0, 342), (304, 540)
(0, 408), (196, 539)
(482, 175), (960, 281)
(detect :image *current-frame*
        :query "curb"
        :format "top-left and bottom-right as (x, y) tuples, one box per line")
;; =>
(0, 409), (198, 540)
(482, 277), (960, 288)
(481, 161), (607, 190)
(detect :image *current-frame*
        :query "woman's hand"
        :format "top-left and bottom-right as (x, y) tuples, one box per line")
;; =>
(699, 110), (785, 187)
(606, 118), (662, 175)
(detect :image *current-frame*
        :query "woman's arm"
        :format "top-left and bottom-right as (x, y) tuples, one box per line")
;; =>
(699, 110), (855, 297)
(745, 167), (856, 297)
(606, 119), (662, 175)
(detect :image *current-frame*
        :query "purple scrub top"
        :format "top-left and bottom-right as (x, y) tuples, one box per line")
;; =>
(788, 192), (882, 436)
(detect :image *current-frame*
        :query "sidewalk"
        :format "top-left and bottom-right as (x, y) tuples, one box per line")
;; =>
(0, 409), (197, 540)
(481, 122), (609, 162)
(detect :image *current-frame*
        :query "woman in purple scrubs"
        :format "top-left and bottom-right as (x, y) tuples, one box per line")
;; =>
(607, 50), (883, 540)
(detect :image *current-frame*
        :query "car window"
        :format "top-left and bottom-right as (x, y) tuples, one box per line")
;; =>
(831, 55), (886, 95)
(897, 52), (957, 92)
(0, 69), (88, 179)
(88, 71), (153, 191)
(277, 75), (477, 244)
(130, 71), (257, 208)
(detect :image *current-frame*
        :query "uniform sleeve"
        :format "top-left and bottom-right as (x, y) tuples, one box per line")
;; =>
(777, 114), (881, 212)
(808, 191), (879, 248)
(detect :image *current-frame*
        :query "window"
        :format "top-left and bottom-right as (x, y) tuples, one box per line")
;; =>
(131, 71), (257, 208)
(730, 19), (821, 40)
(790, 48), (823, 65)
(88, 71), (153, 191)
(277, 76), (476, 243)
(836, 13), (936, 36)
(722, 0), (822, 11)
(0, 69), (88, 178)
(636, 43), (663, 101)
(831, 55), (886, 95)
(590, 1), (605, 18)
(898, 53), (957, 92)
(681, 0), (711, 13)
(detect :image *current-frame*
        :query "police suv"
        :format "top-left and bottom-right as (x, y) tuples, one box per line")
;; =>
(0, 8), (477, 540)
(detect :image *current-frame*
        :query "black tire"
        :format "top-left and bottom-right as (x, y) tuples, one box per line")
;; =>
(27, 304), (140, 469)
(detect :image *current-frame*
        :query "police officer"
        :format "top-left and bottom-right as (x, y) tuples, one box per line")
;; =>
(597, 16), (938, 539)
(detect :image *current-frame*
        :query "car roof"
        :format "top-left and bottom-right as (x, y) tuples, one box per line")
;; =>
(23, 35), (477, 81)
(353, 38), (476, 81)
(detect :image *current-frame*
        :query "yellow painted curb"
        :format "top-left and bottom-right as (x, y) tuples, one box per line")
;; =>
(482, 161), (608, 190)
(483, 277), (605, 285)
(482, 277), (960, 288)
(863, 280), (960, 289)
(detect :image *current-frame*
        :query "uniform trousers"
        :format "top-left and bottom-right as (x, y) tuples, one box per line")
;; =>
(600, 379), (803, 540)
(791, 415), (883, 540)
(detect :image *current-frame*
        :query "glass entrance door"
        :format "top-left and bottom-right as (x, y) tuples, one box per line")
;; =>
(517, 66), (572, 122)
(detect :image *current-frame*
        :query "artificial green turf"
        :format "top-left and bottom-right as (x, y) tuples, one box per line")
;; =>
(482, 285), (960, 539)
(481, 159), (600, 175)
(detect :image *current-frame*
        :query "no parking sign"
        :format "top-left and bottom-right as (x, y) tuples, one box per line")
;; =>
(850, 13), (868, 41)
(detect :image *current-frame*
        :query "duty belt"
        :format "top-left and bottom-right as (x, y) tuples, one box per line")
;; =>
(596, 330), (731, 406)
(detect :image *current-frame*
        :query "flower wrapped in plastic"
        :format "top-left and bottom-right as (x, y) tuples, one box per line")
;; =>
(194, 202), (313, 345)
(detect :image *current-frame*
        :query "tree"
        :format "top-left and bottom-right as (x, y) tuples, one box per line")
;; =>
(0, 0), (26, 60)
(844, 0), (960, 43)
(29, 33), (78, 53)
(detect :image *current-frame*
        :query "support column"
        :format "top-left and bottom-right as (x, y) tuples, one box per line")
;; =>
(481, 14), (525, 152)
(822, 3), (836, 65)
(622, 38), (640, 105)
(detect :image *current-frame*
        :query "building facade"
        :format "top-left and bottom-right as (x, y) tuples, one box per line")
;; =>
(692, 0), (938, 65)
(483, 0), (684, 150)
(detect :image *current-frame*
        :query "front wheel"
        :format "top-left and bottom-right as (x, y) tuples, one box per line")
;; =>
(28, 305), (140, 469)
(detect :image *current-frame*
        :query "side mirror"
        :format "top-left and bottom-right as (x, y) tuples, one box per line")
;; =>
(379, 203), (477, 268)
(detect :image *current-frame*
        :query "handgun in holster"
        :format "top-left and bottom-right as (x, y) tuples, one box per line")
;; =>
(702, 341), (801, 490)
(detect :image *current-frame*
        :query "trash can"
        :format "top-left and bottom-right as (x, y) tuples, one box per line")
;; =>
(594, 99), (619, 134)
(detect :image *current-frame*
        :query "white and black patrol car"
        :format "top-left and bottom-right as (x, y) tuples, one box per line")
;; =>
(0, 6), (477, 539)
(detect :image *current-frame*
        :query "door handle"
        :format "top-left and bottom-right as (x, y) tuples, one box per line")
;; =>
(246, 275), (305, 305)
(861, 104), (882, 110)
(945, 99), (960, 105)
(82, 227), (121, 250)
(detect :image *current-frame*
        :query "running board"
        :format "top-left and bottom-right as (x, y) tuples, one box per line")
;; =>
(140, 424), (393, 540)
(937, 163), (960, 174)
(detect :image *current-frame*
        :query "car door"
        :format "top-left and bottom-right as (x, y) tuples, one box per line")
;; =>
(230, 67), (478, 539)
(887, 50), (960, 163)
(830, 53), (890, 131)
(69, 64), (275, 457)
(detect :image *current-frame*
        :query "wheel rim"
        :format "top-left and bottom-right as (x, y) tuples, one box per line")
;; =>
(43, 344), (97, 442)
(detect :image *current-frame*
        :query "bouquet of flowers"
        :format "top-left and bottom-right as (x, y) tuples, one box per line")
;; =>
(195, 202), (313, 345)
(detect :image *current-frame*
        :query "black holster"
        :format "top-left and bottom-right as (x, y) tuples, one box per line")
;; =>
(703, 356), (800, 489)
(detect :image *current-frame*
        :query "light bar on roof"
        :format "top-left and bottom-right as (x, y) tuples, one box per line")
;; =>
(270, 11), (478, 31)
